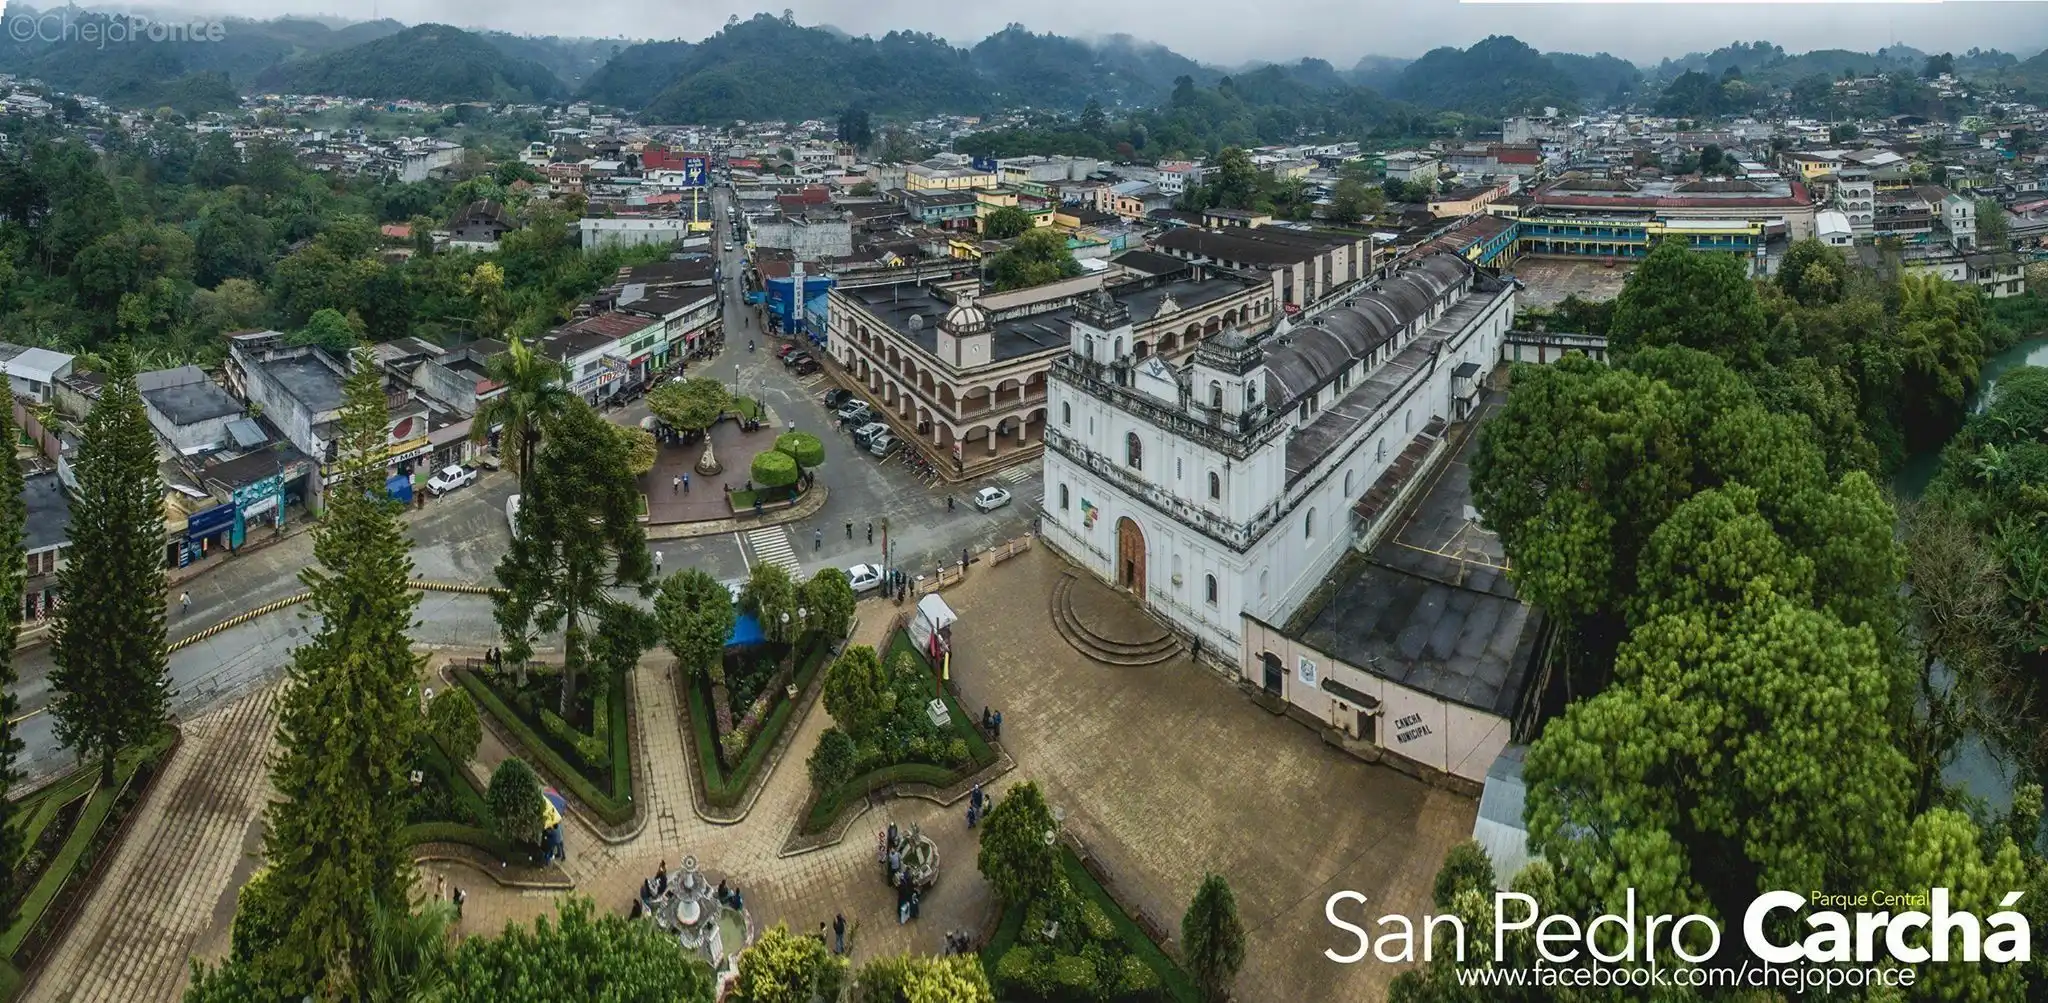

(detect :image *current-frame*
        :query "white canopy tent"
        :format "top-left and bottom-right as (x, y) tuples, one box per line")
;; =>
(908, 593), (957, 658)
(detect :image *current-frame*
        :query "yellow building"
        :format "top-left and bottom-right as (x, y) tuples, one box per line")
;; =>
(906, 164), (997, 192)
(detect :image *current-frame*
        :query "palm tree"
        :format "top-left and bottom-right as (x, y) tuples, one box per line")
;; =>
(359, 896), (455, 1003)
(471, 334), (572, 496)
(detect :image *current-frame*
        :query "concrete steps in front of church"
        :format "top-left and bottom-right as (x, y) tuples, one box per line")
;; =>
(1050, 573), (1182, 667)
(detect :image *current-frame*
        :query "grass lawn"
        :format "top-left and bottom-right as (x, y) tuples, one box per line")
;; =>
(690, 633), (832, 808)
(401, 735), (526, 863)
(454, 668), (634, 826)
(732, 397), (764, 420)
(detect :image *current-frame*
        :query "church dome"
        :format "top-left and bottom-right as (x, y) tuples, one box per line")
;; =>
(942, 300), (990, 334)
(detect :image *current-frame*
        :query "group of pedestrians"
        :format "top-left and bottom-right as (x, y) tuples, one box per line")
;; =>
(965, 782), (986, 829)
(980, 706), (1004, 740)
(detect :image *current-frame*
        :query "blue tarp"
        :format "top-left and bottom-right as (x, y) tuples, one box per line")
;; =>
(386, 474), (413, 504)
(727, 612), (765, 648)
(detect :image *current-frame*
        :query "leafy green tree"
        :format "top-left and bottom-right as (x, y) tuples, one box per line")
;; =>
(493, 400), (654, 715)
(1775, 237), (1851, 306)
(655, 568), (737, 679)
(1525, 585), (1911, 939)
(751, 449), (800, 491)
(292, 307), (361, 353)
(808, 726), (858, 792)
(1078, 98), (1107, 136)
(1181, 874), (1245, 1003)
(1201, 147), (1260, 211)
(51, 349), (169, 785)
(740, 563), (800, 643)
(978, 780), (1060, 906)
(446, 897), (715, 1001)
(729, 924), (848, 1003)
(804, 567), (857, 641)
(986, 228), (1081, 293)
(822, 644), (891, 738)
(649, 376), (731, 435)
(1975, 197), (2010, 251)
(1608, 238), (1768, 370)
(1429, 841), (1494, 909)
(470, 334), (572, 497)
(487, 758), (547, 844)
(1327, 178), (1384, 223)
(983, 206), (1032, 239)
(427, 688), (482, 763)
(853, 953), (995, 1003)
(1899, 501), (2018, 812)
(1896, 272), (1988, 443)
(1893, 809), (2028, 1002)
(0, 403), (25, 926)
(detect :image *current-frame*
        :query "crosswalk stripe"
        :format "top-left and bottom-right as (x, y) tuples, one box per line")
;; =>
(993, 463), (1039, 484)
(742, 526), (803, 577)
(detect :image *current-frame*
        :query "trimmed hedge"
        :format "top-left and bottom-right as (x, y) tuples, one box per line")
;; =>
(694, 634), (832, 808)
(1058, 848), (1196, 1003)
(453, 668), (633, 826)
(403, 733), (531, 865)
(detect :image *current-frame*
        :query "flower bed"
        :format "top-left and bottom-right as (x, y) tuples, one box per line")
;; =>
(453, 666), (634, 827)
(690, 632), (831, 809)
(981, 846), (1196, 1003)
(799, 631), (998, 835)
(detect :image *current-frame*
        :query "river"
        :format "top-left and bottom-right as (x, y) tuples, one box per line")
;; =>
(1899, 333), (2048, 819)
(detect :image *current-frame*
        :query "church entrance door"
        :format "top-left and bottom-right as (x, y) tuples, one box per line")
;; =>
(1115, 517), (1146, 598)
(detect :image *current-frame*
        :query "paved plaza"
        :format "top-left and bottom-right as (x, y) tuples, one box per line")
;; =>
(642, 419), (784, 525)
(26, 543), (1473, 1002)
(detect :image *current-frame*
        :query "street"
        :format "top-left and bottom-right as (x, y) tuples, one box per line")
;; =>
(7, 190), (1041, 788)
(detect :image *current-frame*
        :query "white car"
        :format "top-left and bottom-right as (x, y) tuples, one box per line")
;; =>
(972, 486), (1012, 512)
(427, 464), (477, 495)
(845, 563), (885, 594)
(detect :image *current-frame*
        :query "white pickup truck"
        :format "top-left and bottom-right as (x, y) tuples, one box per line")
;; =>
(427, 464), (478, 496)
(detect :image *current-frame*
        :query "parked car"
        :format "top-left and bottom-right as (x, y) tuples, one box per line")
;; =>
(427, 464), (477, 495)
(837, 401), (876, 422)
(851, 422), (889, 447)
(792, 358), (820, 377)
(822, 388), (853, 409)
(845, 563), (885, 594)
(867, 432), (899, 457)
(973, 486), (1013, 512)
(777, 343), (802, 360)
(782, 351), (812, 369)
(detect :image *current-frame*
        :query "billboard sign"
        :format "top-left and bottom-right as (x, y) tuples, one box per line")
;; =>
(682, 153), (709, 187)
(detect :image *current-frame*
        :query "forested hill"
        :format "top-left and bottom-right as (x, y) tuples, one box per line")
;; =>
(0, 9), (405, 112)
(257, 24), (570, 103)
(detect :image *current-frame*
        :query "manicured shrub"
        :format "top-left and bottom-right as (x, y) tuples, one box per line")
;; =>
(426, 688), (482, 762)
(486, 758), (546, 844)
(808, 727), (858, 793)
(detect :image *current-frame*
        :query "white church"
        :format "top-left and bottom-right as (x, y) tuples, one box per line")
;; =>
(1039, 251), (1540, 786)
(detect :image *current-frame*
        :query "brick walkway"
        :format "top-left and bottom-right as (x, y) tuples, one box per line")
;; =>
(642, 421), (778, 525)
(26, 688), (281, 1003)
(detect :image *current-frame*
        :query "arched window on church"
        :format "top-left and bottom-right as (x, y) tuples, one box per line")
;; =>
(1059, 484), (1070, 510)
(1209, 381), (1223, 408)
(1208, 471), (1220, 500)
(1125, 432), (1142, 470)
(1304, 508), (1316, 540)
(1205, 575), (1219, 605)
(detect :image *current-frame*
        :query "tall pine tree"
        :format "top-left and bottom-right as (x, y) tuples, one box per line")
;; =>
(0, 403), (27, 925)
(256, 350), (422, 997)
(493, 399), (652, 716)
(51, 347), (169, 784)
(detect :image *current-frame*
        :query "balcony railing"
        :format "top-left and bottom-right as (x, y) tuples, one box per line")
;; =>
(1046, 428), (1276, 552)
(1052, 356), (1286, 461)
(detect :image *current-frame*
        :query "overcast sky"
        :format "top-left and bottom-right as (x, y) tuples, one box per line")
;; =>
(146, 0), (2048, 65)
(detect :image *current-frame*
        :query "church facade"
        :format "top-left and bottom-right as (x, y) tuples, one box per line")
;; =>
(1038, 252), (1517, 661)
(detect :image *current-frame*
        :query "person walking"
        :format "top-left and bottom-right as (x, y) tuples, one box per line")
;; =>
(845, 520), (853, 540)
(179, 591), (191, 614)
(654, 550), (664, 574)
(946, 495), (954, 511)
(833, 913), (847, 955)
(866, 522), (873, 545)
(1191, 635), (1202, 664)
(992, 710), (1003, 739)
(683, 473), (691, 494)
(672, 474), (681, 494)
(814, 528), (823, 551)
